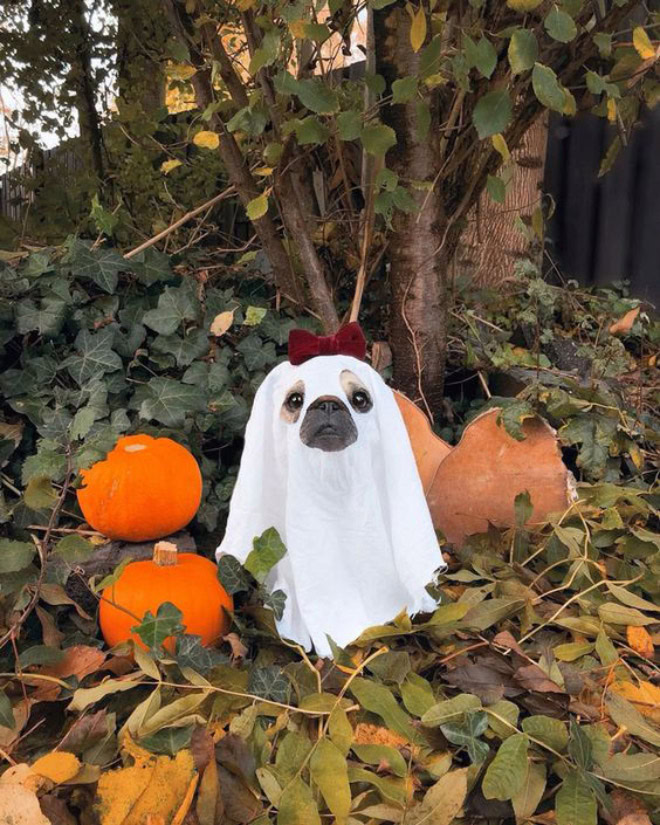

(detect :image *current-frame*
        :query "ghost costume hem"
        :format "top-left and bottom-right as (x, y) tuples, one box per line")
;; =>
(216, 354), (446, 659)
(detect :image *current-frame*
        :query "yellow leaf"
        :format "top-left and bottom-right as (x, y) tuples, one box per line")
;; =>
(289, 20), (308, 39)
(237, 0), (255, 9)
(193, 131), (220, 150)
(96, 750), (196, 825)
(210, 309), (235, 336)
(246, 191), (269, 221)
(171, 773), (199, 825)
(161, 159), (182, 175)
(254, 166), (274, 176)
(607, 98), (617, 123)
(531, 206), (544, 240)
(626, 626), (654, 659)
(610, 681), (660, 725)
(168, 63), (197, 81)
(32, 751), (81, 784)
(633, 26), (655, 60)
(491, 133), (510, 163)
(410, 4), (427, 53)
(563, 89), (577, 116)
(506, 0), (542, 9)
(609, 306), (640, 335)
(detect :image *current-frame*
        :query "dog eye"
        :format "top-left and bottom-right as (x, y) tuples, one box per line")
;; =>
(352, 390), (371, 412)
(286, 392), (304, 410)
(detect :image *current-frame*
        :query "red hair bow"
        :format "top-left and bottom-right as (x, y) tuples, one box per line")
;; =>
(288, 322), (367, 366)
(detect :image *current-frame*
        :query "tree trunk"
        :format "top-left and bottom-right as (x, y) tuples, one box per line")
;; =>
(374, 2), (451, 417)
(453, 115), (549, 287)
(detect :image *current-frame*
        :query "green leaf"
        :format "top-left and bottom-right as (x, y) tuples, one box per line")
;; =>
(69, 240), (126, 294)
(601, 752), (660, 783)
(175, 634), (228, 675)
(406, 768), (468, 825)
(487, 175), (506, 203)
(248, 666), (290, 703)
(351, 744), (408, 777)
(142, 284), (200, 335)
(487, 699), (520, 739)
(532, 63), (567, 113)
(595, 630), (618, 666)
(512, 761), (546, 823)
(336, 110), (363, 141)
(310, 739), (351, 820)
(133, 602), (185, 649)
(350, 677), (424, 744)
(217, 555), (251, 595)
(129, 247), (175, 285)
(277, 777), (321, 825)
(347, 765), (407, 806)
(15, 298), (67, 337)
(367, 650), (411, 684)
(18, 645), (66, 668)
(567, 722), (593, 770)
(606, 692), (660, 747)
(295, 78), (339, 114)
(244, 527), (287, 584)
(464, 36), (497, 79)
(52, 534), (95, 564)
(246, 193), (269, 221)
(329, 707), (353, 756)
(593, 32), (612, 57)
(0, 539), (36, 574)
(514, 490), (533, 527)
(249, 30), (280, 75)
(294, 116), (330, 145)
(0, 690), (14, 729)
(522, 715), (569, 752)
(441, 710), (490, 763)
(482, 733), (529, 800)
(422, 693), (482, 727)
(152, 329), (209, 367)
(401, 672), (436, 717)
(361, 123), (397, 156)
(262, 587), (287, 620)
(140, 725), (193, 756)
(244, 306), (267, 327)
(462, 598), (524, 631)
(555, 770), (597, 825)
(139, 377), (207, 427)
(275, 732), (313, 784)
(473, 90), (512, 139)
(62, 328), (122, 386)
(508, 29), (538, 75)
(392, 76), (418, 103)
(554, 642), (595, 662)
(598, 602), (654, 626)
(544, 7), (577, 43)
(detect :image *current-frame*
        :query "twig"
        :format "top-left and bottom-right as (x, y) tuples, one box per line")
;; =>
(123, 186), (236, 259)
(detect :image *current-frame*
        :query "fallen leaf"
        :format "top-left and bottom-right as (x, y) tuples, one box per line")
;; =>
(515, 664), (565, 694)
(611, 788), (652, 825)
(223, 632), (247, 660)
(610, 681), (660, 725)
(32, 751), (81, 784)
(34, 645), (107, 700)
(353, 723), (409, 749)
(210, 310), (235, 337)
(0, 783), (50, 825)
(609, 306), (640, 335)
(626, 626), (654, 659)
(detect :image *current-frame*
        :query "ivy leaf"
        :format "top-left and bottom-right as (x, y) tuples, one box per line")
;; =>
(244, 527), (287, 584)
(152, 329), (209, 367)
(142, 284), (200, 335)
(62, 328), (122, 386)
(441, 710), (490, 763)
(473, 90), (512, 139)
(544, 7), (577, 42)
(0, 539), (36, 573)
(482, 733), (529, 800)
(217, 554), (251, 595)
(361, 123), (397, 156)
(175, 634), (228, 675)
(15, 298), (67, 337)
(139, 377), (207, 427)
(129, 248), (175, 286)
(532, 63), (567, 113)
(140, 725), (194, 756)
(248, 666), (290, 703)
(69, 241), (126, 294)
(262, 588), (287, 620)
(555, 770), (597, 825)
(236, 334), (277, 370)
(133, 602), (185, 649)
(508, 29), (538, 75)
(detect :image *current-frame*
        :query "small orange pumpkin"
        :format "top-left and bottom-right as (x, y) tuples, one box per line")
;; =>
(77, 434), (202, 542)
(99, 541), (233, 651)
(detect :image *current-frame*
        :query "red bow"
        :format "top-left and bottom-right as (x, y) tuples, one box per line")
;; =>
(288, 322), (367, 366)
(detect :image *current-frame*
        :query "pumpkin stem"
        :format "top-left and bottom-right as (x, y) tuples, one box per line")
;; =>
(153, 541), (178, 566)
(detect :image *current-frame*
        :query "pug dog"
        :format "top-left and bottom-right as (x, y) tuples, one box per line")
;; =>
(216, 324), (445, 658)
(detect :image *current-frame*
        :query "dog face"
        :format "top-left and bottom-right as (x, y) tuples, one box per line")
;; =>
(280, 369), (373, 452)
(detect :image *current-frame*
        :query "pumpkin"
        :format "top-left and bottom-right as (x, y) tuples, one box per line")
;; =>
(77, 434), (202, 542)
(99, 541), (233, 651)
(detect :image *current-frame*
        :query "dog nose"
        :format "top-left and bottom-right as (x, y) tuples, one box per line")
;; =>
(317, 398), (342, 414)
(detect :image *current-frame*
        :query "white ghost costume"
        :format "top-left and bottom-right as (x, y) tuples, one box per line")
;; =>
(216, 354), (445, 658)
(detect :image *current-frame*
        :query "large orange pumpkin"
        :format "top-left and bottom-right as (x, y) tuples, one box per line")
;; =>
(99, 541), (233, 651)
(77, 434), (202, 542)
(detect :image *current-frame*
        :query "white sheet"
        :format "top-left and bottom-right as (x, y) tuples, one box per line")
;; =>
(216, 355), (445, 657)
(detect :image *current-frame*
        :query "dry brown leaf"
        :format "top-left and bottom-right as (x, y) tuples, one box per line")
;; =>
(626, 626), (654, 659)
(223, 632), (248, 661)
(0, 698), (31, 750)
(34, 645), (107, 701)
(196, 757), (223, 825)
(210, 309), (235, 337)
(427, 409), (572, 546)
(610, 680), (660, 725)
(32, 752), (81, 784)
(611, 788), (652, 825)
(36, 605), (65, 649)
(0, 783), (50, 825)
(609, 306), (640, 335)
(0, 763), (44, 793)
(96, 749), (195, 825)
